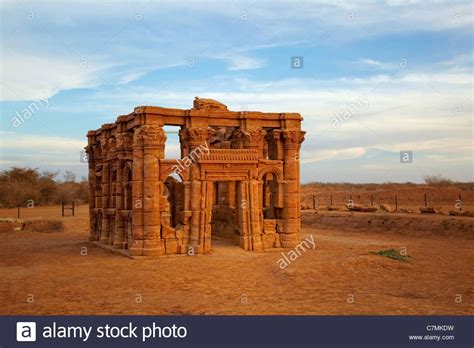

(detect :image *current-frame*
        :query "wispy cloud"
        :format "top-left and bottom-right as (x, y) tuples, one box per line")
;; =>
(0, 51), (112, 101)
(356, 58), (395, 70)
(301, 147), (366, 164)
(227, 55), (265, 71)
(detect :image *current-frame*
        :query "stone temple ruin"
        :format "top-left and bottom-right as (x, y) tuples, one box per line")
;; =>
(85, 98), (305, 256)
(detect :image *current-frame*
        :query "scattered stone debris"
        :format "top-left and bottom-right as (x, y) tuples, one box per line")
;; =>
(449, 210), (474, 218)
(380, 204), (391, 212)
(419, 207), (436, 214)
(345, 203), (377, 212)
(326, 206), (340, 211)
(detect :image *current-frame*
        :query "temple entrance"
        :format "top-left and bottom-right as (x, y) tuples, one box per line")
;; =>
(211, 181), (241, 245)
(210, 181), (241, 247)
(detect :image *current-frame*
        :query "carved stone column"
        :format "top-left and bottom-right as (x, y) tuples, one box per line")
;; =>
(279, 130), (305, 247)
(113, 132), (131, 249)
(248, 178), (263, 250)
(185, 127), (213, 254)
(265, 129), (283, 160)
(237, 180), (251, 250)
(113, 158), (125, 249)
(130, 125), (167, 256)
(85, 132), (97, 241)
(100, 139), (111, 244)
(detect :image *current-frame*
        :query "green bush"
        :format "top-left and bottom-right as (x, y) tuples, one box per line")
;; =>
(371, 248), (410, 262)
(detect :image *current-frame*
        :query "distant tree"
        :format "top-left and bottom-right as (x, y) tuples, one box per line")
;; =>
(63, 170), (76, 183)
(423, 174), (453, 187)
(0, 167), (40, 207)
(38, 171), (58, 205)
(0, 167), (89, 207)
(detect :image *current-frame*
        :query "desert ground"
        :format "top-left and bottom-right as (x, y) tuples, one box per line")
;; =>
(300, 182), (474, 212)
(0, 200), (473, 315)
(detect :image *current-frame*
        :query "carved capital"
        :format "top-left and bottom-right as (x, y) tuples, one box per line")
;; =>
(133, 125), (167, 147)
(100, 138), (108, 154)
(282, 130), (305, 148)
(108, 137), (116, 153)
(232, 129), (265, 148)
(247, 129), (265, 145)
(92, 144), (102, 159)
(186, 127), (215, 146)
(116, 132), (133, 149)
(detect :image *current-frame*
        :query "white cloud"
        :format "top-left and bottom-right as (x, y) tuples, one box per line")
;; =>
(227, 55), (265, 71)
(0, 52), (111, 101)
(301, 147), (366, 163)
(0, 133), (85, 152)
(356, 58), (395, 70)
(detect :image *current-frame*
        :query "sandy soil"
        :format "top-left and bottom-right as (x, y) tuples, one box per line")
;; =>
(0, 205), (473, 315)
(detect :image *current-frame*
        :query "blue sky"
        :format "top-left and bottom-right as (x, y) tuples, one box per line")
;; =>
(0, 0), (472, 183)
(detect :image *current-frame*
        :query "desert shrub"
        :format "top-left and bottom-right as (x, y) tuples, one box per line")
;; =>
(21, 219), (64, 233)
(452, 182), (474, 191)
(0, 167), (89, 207)
(423, 174), (453, 187)
(371, 248), (409, 262)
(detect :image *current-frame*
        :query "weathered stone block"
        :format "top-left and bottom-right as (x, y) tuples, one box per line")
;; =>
(165, 239), (178, 254)
(279, 233), (300, 248)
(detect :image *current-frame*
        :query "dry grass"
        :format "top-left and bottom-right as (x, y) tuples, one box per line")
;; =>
(21, 219), (64, 233)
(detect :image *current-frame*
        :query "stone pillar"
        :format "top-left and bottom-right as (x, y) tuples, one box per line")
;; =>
(237, 180), (251, 250)
(266, 129), (283, 160)
(248, 178), (263, 250)
(100, 161), (110, 244)
(130, 130), (144, 255)
(113, 159), (126, 249)
(85, 135), (97, 241)
(186, 127), (213, 254)
(130, 125), (167, 256)
(279, 130), (305, 247)
(189, 179), (201, 251)
(203, 180), (213, 252)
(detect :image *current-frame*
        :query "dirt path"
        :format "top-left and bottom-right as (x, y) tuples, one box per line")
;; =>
(0, 206), (472, 315)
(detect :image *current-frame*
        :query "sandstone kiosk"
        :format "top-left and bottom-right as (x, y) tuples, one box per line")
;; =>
(86, 98), (305, 256)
